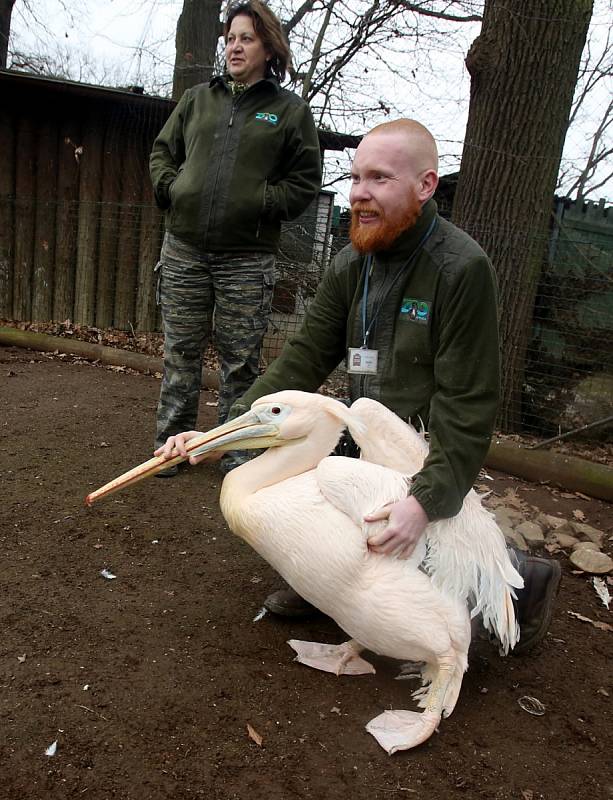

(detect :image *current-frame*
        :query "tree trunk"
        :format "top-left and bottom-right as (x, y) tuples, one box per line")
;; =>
(0, 0), (15, 69)
(173, 0), (223, 100)
(452, 0), (593, 432)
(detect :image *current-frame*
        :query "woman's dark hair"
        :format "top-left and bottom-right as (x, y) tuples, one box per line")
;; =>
(224, 0), (291, 82)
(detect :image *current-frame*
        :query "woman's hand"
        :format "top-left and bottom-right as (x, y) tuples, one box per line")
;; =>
(154, 431), (221, 465)
(365, 495), (429, 559)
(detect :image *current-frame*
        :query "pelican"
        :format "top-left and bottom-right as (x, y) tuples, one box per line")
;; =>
(86, 391), (523, 754)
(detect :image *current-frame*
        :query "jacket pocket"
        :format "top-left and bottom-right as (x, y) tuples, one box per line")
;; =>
(394, 301), (434, 365)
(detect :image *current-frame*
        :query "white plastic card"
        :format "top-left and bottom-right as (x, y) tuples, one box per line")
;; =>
(347, 347), (378, 374)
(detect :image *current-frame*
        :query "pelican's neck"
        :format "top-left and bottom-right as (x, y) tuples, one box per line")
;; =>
(221, 414), (346, 501)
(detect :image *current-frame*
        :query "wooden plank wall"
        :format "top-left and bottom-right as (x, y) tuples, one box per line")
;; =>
(0, 73), (334, 337)
(0, 77), (167, 332)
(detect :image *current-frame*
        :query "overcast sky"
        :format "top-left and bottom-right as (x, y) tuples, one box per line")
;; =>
(8, 0), (612, 205)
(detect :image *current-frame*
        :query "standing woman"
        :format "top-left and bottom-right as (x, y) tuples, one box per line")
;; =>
(150, 0), (322, 474)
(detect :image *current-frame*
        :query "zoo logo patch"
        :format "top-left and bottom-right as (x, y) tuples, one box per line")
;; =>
(255, 112), (279, 125)
(400, 298), (430, 324)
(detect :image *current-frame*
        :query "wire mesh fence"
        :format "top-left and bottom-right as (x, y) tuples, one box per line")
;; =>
(2, 192), (611, 442)
(330, 200), (613, 442)
(1, 71), (611, 443)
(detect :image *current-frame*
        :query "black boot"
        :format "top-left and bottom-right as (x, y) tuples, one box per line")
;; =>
(155, 464), (179, 478)
(511, 550), (562, 655)
(264, 586), (318, 618)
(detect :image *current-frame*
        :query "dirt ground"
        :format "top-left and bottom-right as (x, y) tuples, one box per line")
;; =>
(1, 345), (611, 800)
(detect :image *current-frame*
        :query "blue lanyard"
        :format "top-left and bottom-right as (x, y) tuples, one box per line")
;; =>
(360, 216), (437, 347)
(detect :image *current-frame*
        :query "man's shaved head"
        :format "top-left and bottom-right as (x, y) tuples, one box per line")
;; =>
(365, 119), (439, 175)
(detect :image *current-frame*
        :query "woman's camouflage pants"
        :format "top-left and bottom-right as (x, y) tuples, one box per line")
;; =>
(155, 232), (275, 450)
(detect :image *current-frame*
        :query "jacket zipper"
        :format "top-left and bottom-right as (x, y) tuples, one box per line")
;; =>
(204, 86), (252, 245)
(256, 179), (268, 239)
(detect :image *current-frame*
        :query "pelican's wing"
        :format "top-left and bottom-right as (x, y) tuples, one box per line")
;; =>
(314, 456), (426, 565)
(347, 398), (522, 653)
(423, 490), (523, 654)
(348, 397), (429, 474)
(316, 456), (408, 527)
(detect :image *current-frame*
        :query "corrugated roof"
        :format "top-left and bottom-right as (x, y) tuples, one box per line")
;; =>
(0, 68), (362, 151)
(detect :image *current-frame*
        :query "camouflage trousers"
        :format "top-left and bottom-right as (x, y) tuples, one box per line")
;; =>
(155, 232), (275, 449)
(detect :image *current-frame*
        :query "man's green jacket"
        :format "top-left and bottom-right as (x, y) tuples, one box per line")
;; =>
(232, 199), (500, 520)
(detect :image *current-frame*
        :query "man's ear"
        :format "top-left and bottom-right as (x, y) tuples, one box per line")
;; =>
(418, 169), (439, 203)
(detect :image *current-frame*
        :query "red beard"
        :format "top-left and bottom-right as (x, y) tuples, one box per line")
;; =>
(350, 194), (423, 254)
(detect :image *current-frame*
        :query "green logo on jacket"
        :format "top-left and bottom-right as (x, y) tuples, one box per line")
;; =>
(255, 112), (278, 125)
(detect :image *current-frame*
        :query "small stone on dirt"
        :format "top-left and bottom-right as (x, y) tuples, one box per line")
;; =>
(536, 513), (567, 531)
(570, 522), (605, 547)
(515, 521), (545, 544)
(505, 530), (529, 552)
(547, 532), (579, 549)
(572, 541), (600, 553)
(569, 549), (613, 575)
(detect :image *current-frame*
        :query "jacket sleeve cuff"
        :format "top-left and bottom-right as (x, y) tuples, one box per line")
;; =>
(154, 176), (175, 210)
(227, 402), (249, 422)
(408, 483), (439, 521)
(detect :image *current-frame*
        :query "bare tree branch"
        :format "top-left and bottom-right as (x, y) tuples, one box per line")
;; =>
(392, 0), (482, 23)
(300, 0), (336, 99)
(283, 0), (321, 34)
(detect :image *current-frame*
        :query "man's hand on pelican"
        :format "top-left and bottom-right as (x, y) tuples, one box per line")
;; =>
(155, 432), (221, 465)
(365, 494), (429, 559)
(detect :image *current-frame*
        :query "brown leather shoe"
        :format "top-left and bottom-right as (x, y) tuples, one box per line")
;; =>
(264, 587), (318, 618)
(512, 553), (562, 655)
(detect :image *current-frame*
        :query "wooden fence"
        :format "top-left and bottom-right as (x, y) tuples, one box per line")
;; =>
(0, 70), (350, 333)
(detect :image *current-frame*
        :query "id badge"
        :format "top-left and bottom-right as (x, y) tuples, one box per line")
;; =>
(347, 347), (378, 375)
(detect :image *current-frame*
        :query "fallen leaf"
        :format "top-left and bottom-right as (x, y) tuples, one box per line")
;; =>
(572, 509), (586, 522)
(247, 723), (263, 747)
(503, 488), (524, 509)
(567, 611), (613, 632)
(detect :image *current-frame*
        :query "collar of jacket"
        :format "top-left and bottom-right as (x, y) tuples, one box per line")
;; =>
(367, 198), (439, 266)
(209, 74), (281, 94)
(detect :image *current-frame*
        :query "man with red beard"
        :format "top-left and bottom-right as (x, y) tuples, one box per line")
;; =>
(170, 119), (561, 654)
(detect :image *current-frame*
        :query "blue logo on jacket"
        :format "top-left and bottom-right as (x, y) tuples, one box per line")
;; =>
(400, 298), (430, 324)
(255, 112), (278, 125)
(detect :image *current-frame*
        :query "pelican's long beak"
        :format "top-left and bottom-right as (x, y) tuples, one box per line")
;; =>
(85, 409), (283, 506)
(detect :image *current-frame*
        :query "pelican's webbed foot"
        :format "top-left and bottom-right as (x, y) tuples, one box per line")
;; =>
(366, 709), (440, 754)
(288, 639), (375, 676)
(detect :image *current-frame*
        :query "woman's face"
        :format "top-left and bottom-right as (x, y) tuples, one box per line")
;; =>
(225, 14), (270, 85)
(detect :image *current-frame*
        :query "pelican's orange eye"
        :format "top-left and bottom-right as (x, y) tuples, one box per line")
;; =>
(271, 406), (282, 415)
